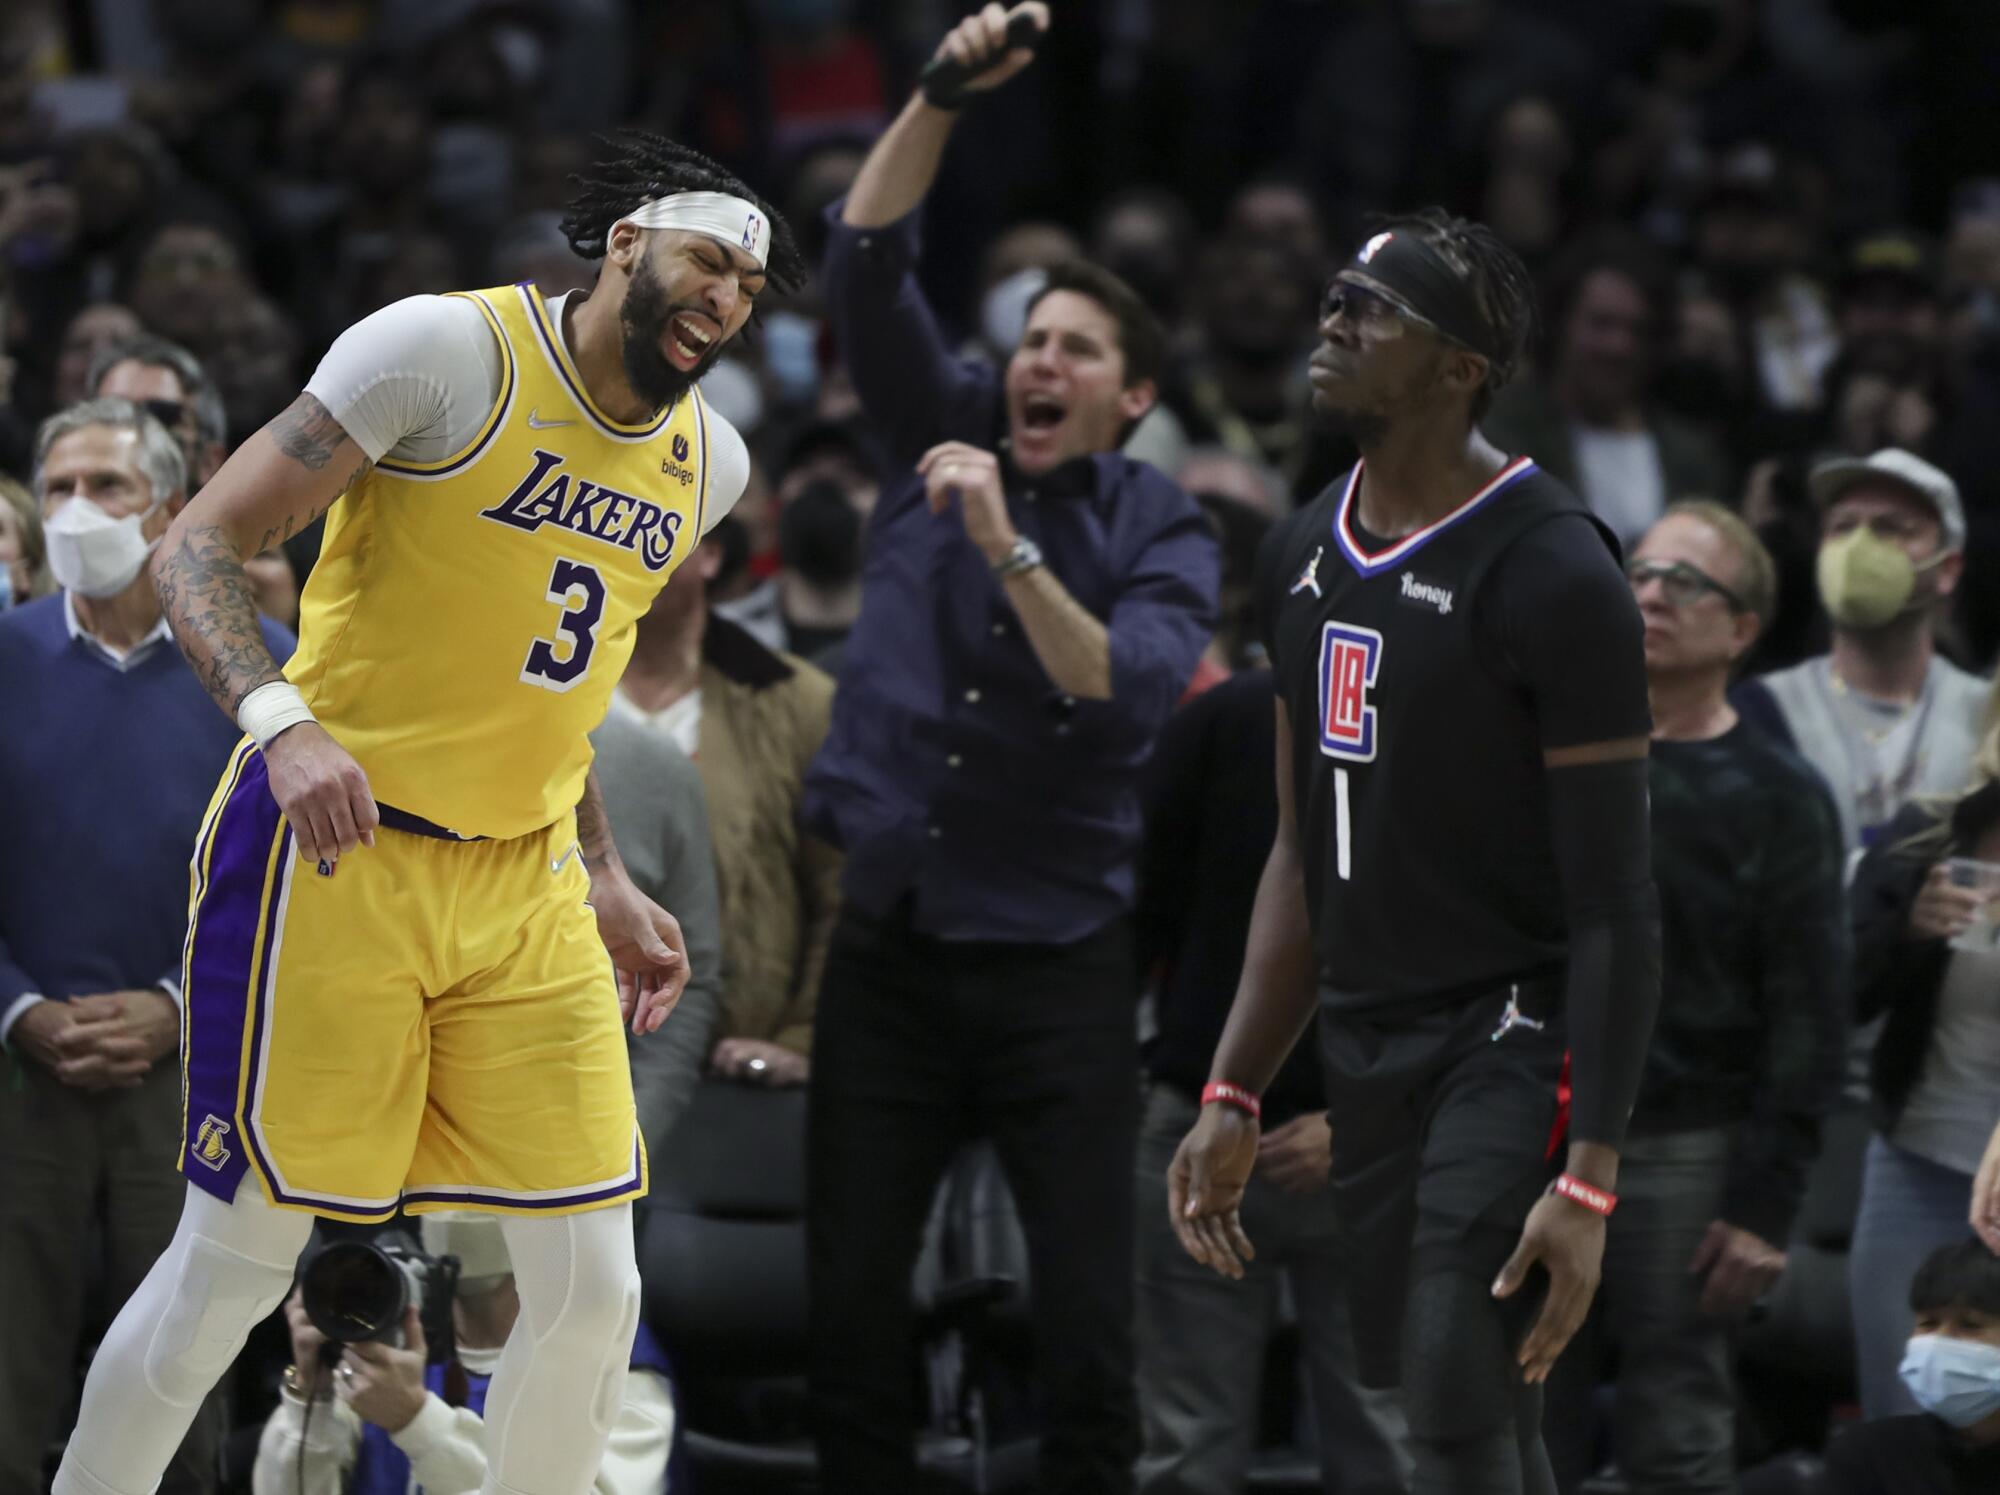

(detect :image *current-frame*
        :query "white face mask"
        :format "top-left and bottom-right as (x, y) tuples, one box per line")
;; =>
(44, 496), (161, 599)
(981, 267), (1048, 355)
(699, 356), (766, 435)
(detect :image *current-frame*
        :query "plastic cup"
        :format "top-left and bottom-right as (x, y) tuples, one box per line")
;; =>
(1945, 857), (2000, 955)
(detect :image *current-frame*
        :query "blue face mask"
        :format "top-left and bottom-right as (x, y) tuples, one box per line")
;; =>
(760, 311), (820, 408)
(1900, 1334), (2000, 1427)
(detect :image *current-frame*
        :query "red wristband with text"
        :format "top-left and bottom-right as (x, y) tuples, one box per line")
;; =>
(1551, 1173), (1617, 1217)
(1201, 1082), (1262, 1120)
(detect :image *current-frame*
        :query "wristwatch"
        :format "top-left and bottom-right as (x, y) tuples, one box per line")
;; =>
(992, 535), (1044, 579)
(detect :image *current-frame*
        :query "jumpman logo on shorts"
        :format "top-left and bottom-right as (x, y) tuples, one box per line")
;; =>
(1490, 985), (1545, 1042)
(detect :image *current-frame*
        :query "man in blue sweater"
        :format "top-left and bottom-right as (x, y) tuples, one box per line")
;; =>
(0, 398), (294, 1494)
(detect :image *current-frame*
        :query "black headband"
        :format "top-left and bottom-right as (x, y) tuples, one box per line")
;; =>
(1344, 230), (1503, 363)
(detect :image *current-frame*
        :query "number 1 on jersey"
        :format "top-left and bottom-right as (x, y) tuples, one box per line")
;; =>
(521, 558), (605, 693)
(1335, 766), (1352, 880)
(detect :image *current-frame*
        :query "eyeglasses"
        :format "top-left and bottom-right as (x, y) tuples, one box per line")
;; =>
(1626, 558), (1747, 612)
(1319, 280), (1437, 337)
(137, 398), (189, 429)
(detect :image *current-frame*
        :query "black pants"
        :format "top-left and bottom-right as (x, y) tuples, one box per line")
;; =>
(807, 908), (1140, 1495)
(1321, 980), (1569, 1495)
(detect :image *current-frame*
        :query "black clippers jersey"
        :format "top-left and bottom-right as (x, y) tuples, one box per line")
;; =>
(1263, 458), (1625, 1013)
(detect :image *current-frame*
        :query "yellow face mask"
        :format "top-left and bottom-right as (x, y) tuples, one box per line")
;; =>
(1816, 527), (1934, 629)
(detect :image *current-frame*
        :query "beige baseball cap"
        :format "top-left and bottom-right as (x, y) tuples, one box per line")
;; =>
(1808, 447), (1965, 553)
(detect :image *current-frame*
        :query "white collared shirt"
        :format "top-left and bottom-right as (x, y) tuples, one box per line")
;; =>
(63, 589), (174, 671)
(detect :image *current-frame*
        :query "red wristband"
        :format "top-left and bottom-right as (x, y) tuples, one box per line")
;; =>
(1200, 1082), (1261, 1120)
(1551, 1173), (1617, 1217)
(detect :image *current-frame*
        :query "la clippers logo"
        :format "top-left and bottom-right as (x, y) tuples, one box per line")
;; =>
(1317, 622), (1383, 762)
(742, 212), (762, 250)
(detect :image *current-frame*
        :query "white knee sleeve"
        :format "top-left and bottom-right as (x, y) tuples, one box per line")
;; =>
(485, 1205), (642, 1490)
(142, 1186), (309, 1405)
(55, 1184), (310, 1495)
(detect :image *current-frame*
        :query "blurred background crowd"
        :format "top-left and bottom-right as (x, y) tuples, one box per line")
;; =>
(7, 0), (2000, 1493)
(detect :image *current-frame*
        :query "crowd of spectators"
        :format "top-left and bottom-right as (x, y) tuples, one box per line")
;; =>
(7, 0), (2000, 1492)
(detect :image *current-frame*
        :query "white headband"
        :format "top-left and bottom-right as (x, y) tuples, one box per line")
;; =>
(621, 190), (770, 271)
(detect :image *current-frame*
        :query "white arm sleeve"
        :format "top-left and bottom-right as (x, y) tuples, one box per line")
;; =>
(303, 294), (506, 466)
(701, 407), (749, 535)
(250, 1392), (360, 1495)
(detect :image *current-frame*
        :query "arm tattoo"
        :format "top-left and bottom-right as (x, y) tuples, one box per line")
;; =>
(251, 460), (368, 556)
(153, 521), (285, 718)
(253, 394), (371, 552)
(155, 394), (373, 720)
(578, 768), (621, 875)
(269, 394), (353, 473)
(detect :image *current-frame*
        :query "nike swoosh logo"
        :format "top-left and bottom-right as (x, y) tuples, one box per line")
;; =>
(527, 408), (575, 430)
(551, 842), (581, 875)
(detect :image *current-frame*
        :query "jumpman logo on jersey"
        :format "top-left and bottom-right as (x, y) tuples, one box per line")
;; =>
(1291, 545), (1324, 599)
(1490, 985), (1546, 1042)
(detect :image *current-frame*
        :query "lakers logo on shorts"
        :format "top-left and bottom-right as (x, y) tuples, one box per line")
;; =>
(193, 1114), (234, 1172)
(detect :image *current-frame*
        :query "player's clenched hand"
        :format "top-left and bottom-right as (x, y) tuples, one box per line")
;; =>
(1168, 1103), (1260, 1280)
(264, 721), (378, 868)
(1493, 1191), (1605, 1384)
(1256, 1110), (1332, 1196)
(1689, 1219), (1786, 1321)
(593, 874), (688, 1034)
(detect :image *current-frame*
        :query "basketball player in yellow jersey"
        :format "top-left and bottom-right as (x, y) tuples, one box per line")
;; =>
(54, 134), (807, 1495)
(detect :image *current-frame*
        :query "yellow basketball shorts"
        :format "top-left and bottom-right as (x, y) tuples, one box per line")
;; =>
(179, 740), (645, 1222)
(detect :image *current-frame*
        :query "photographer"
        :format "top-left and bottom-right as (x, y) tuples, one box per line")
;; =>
(253, 1213), (673, 1495)
(802, 5), (1217, 1490)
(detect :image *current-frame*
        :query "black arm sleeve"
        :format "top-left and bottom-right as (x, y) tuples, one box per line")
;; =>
(1548, 756), (1663, 1148)
(1481, 513), (1657, 1146)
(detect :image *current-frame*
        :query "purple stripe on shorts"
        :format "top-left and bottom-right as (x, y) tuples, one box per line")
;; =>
(182, 749), (284, 1204)
(401, 1133), (645, 1212)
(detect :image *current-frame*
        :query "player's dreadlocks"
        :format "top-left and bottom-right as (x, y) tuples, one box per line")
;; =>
(1376, 207), (1537, 419)
(561, 130), (808, 295)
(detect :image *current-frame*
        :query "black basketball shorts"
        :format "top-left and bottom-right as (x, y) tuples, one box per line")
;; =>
(1317, 975), (1570, 1388)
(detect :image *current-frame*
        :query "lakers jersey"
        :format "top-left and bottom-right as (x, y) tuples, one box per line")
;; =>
(286, 284), (714, 839)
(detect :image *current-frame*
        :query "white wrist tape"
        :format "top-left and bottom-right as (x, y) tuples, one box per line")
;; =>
(237, 681), (317, 749)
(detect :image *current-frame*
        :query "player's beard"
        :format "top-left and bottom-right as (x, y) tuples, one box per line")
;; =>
(619, 252), (723, 412)
(1317, 349), (1450, 448)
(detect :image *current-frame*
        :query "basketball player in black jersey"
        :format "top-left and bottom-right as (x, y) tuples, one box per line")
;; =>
(1168, 210), (1662, 1495)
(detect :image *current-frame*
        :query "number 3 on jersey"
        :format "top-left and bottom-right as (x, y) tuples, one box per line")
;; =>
(1316, 622), (1383, 881)
(521, 558), (605, 692)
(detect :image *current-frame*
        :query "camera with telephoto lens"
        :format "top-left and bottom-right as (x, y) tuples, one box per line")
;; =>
(299, 1231), (459, 1363)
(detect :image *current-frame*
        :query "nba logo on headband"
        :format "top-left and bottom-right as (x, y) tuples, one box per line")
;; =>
(623, 191), (773, 271)
(1358, 232), (1394, 264)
